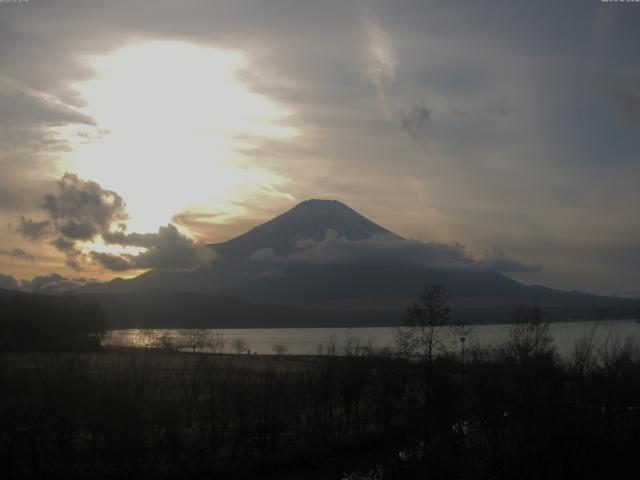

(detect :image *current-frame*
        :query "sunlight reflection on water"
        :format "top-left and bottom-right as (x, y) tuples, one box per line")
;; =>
(103, 319), (640, 357)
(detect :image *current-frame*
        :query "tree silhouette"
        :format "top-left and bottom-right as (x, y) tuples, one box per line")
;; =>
(396, 284), (455, 361)
(184, 328), (210, 353)
(499, 305), (554, 365)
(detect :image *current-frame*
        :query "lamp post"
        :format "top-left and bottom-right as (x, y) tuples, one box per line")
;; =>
(459, 336), (466, 364)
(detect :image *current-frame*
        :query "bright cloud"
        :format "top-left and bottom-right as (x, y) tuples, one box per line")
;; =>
(63, 41), (297, 233)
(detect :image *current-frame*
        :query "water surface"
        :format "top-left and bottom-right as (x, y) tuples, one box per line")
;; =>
(104, 319), (640, 357)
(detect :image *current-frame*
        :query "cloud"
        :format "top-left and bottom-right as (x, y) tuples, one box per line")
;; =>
(65, 258), (84, 272)
(483, 96), (510, 119)
(618, 290), (640, 299)
(18, 173), (214, 272)
(0, 76), (95, 128)
(596, 69), (640, 128)
(20, 273), (88, 294)
(17, 173), (127, 267)
(360, 8), (398, 114)
(401, 102), (431, 145)
(10, 248), (34, 263)
(51, 236), (77, 252)
(98, 224), (215, 271)
(0, 272), (91, 294)
(17, 172), (128, 262)
(172, 210), (224, 240)
(58, 220), (98, 240)
(477, 248), (541, 273)
(17, 216), (51, 241)
(249, 231), (538, 273)
(90, 252), (132, 272)
(42, 173), (128, 238)
(0, 76), (97, 214)
(0, 273), (20, 291)
(0, 248), (35, 263)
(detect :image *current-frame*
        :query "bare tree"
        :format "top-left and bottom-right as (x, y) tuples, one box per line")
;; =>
(231, 337), (249, 355)
(158, 331), (176, 352)
(317, 335), (337, 356)
(395, 284), (456, 361)
(498, 305), (554, 364)
(183, 329), (210, 353)
(343, 333), (375, 357)
(272, 344), (288, 357)
(209, 331), (227, 354)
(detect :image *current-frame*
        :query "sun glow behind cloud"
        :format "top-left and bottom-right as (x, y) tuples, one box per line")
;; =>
(61, 41), (296, 234)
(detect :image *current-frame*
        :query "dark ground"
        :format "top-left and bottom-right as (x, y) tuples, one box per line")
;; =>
(2, 334), (640, 479)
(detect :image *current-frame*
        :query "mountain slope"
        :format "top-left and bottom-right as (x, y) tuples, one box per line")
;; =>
(72, 289), (638, 328)
(0, 287), (25, 302)
(78, 199), (638, 322)
(76, 290), (397, 328)
(208, 199), (401, 259)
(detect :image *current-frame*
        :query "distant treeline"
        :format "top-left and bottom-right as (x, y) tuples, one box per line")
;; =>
(0, 294), (106, 351)
(1, 287), (638, 330)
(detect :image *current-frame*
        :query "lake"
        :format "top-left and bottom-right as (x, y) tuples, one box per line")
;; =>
(103, 319), (640, 357)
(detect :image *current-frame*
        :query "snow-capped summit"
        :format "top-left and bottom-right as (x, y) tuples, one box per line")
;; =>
(208, 199), (402, 259)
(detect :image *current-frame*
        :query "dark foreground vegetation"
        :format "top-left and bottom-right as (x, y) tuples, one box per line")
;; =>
(1, 324), (639, 479)
(1, 286), (639, 479)
(0, 294), (106, 352)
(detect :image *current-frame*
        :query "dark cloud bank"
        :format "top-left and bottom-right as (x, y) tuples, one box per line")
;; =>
(248, 231), (539, 274)
(16, 173), (213, 273)
(0, 272), (90, 295)
(596, 70), (640, 129)
(0, 248), (34, 263)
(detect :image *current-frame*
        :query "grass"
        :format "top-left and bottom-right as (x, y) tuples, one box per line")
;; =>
(1, 330), (640, 479)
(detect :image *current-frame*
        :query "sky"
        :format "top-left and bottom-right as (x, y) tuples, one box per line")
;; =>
(1, 0), (639, 296)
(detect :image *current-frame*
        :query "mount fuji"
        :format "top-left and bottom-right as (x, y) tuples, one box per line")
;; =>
(208, 199), (402, 260)
(75, 199), (636, 327)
